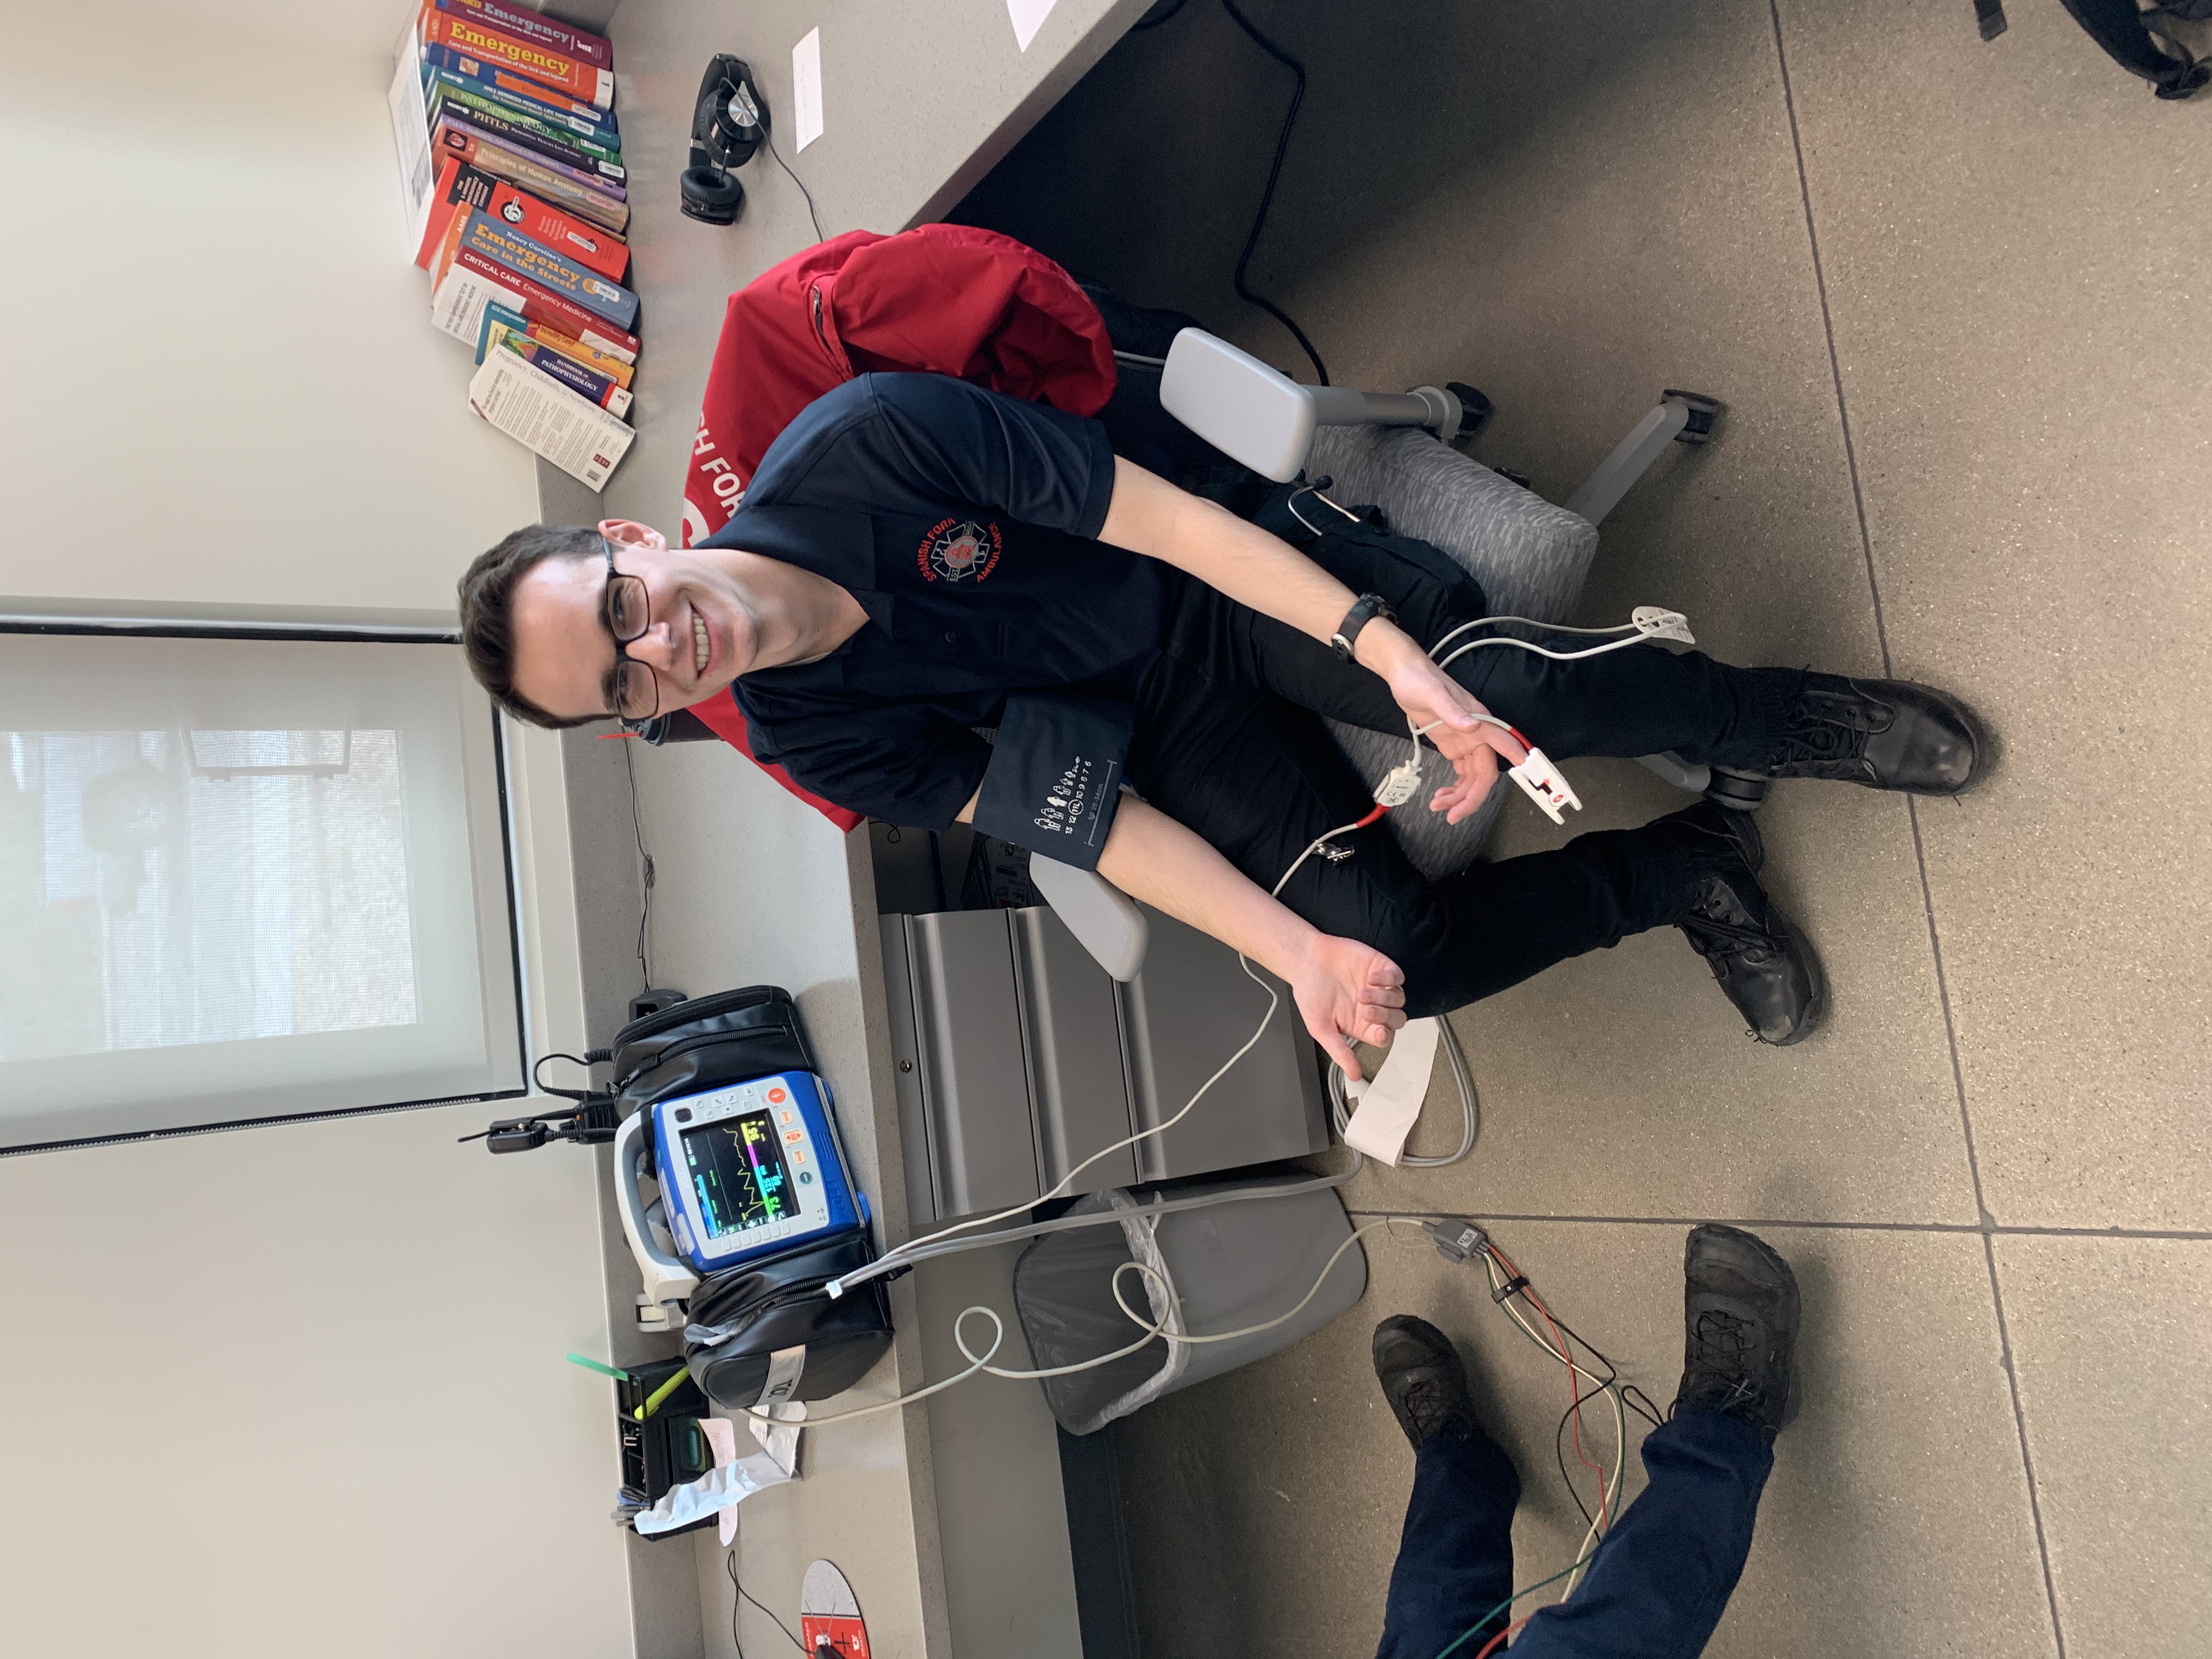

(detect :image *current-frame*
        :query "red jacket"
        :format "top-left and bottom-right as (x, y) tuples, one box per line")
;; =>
(679, 225), (1116, 831)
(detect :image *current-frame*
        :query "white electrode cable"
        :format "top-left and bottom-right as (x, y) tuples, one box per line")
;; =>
(1426, 610), (1692, 667)
(1285, 480), (1364, 538)
(853, 1158), (1363, 1276)
(744, 1217), (1425, 1431)
(828, 798), (1396, 1302)
(827, 963), (1285, 1299)
(1328, 1015), (1477, 1167)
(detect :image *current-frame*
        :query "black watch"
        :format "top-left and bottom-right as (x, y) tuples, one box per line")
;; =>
(1331, 594), (1397, 662)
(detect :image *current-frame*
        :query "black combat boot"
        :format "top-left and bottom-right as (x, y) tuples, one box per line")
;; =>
(1659, 803), (1825, 1046)
(1673, 1224), (1802, 1442)
(1763, 673), (1985, 797)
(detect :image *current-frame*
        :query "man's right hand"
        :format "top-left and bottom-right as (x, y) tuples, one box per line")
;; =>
(1288, 932), (1408, 1081)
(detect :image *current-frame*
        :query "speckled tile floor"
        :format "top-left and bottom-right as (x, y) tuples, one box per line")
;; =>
(957, 2), (2212, 1654)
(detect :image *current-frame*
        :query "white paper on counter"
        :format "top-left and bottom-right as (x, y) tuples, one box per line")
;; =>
(1008, 0), (1059, 51)
(793, 28), (825, 150)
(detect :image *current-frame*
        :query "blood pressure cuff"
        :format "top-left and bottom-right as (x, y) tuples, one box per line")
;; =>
(973, 692), (1131, 871)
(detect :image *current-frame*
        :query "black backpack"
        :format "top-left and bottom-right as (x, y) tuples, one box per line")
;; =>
(1978, 0), (2210, 99)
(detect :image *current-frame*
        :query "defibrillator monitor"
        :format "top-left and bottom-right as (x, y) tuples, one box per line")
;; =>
(651, 1072), (866, 1274)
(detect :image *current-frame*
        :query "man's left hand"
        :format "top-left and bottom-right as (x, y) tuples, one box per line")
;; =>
(1361, 625), (1527, 824)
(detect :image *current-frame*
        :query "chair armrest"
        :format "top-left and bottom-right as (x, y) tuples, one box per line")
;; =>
(1160, 329), (1317, 482)
(1030, 855), (1150, 982)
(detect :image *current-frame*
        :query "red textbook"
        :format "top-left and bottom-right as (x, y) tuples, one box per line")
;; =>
(415, 156), (629, 281)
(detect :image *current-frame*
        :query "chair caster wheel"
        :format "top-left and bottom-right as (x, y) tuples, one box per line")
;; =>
(1705, 767), (1769, 811)
(1446, 381), (1494, 441)
(1663, 389), (1723, 445)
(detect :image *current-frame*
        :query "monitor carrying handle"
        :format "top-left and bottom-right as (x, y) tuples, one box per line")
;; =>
(614, 1109), (703, 1307)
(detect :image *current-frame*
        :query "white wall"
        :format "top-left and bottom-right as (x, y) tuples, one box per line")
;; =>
(0, 1103), (632, 1659)
(0, 2), (541, 623)
(0, 5), (633, 1655)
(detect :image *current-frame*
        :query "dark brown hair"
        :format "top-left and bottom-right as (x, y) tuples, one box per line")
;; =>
(457, 523), (607, 729)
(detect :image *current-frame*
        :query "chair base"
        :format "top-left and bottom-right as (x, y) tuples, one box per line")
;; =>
(1639, 752), (1771, 812)
(1703, 766), (1771, 812)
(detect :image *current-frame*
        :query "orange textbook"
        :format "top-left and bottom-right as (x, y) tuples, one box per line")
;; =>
(420, 11), (613, 110)
(500, 316), (635, 390)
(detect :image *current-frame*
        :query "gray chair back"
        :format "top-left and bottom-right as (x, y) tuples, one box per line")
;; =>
(1307, 425), (1600, 878)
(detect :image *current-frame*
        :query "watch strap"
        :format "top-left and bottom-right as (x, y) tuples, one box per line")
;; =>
(1331, 593), (1397, 662)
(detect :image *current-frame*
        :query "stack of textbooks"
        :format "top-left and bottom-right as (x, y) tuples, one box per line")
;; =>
(387, 0), (639, 490)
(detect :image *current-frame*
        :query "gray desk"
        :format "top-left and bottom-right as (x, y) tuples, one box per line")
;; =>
(538, 5), (1160, 1657)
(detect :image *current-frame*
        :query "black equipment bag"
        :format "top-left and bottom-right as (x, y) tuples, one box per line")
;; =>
(610, 984), (815, 1132)
(607, 987), (896, 1409)
(682, 1231), (894, 1409)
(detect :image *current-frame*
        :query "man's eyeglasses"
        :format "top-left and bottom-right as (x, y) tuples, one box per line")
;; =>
(600, 537), (659, 722)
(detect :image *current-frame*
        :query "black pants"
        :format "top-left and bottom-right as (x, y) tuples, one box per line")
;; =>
(1125, 524), (1798, 1018)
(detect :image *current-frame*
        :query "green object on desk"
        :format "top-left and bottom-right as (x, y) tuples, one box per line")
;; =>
(635, 1367), (691, 1420)
(566, 1352), (633, 1383)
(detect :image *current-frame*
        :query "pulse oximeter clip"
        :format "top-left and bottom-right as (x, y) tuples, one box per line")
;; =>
(1381, 603), (1697, 830)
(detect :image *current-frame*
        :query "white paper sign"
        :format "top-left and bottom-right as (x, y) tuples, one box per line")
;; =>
(1007, 0), (1060, 51)
(792, 27), (825, 151)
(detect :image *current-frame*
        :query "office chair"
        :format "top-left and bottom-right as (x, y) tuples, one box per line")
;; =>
(1035, 327), (1745, 983)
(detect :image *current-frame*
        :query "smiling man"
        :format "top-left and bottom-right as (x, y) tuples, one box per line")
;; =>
(458, 372), (1984, 1072)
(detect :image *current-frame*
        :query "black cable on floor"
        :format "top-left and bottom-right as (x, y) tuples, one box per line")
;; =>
(1216, 0), (1329, 385)
(1517, 1300), (1665, 1529)
(727, 1551), (808, 1656)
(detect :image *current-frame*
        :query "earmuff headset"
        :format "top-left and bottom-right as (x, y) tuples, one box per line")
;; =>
(678, 55), (767, 225)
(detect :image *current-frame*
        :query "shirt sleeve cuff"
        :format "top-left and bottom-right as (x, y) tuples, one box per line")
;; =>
(1071, 417), (1119, 541)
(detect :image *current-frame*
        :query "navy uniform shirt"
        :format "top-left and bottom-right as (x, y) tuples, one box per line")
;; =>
(704, 373), (1168, 828)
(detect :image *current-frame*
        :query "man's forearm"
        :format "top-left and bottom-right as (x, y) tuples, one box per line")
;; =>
(1097, 455), (1429, 675)
(954, 787), (1313, 977)
(1093, 793), (1318, 983)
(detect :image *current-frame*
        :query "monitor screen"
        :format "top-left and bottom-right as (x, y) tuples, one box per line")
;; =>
(680, 1108), (798, 1239)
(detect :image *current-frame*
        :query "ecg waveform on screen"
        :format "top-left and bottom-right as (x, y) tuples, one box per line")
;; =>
(691, 1111), (793, 1235)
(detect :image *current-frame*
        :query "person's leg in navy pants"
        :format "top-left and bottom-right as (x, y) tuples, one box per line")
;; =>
(1375, 1419), (1523, 1659)
(1372, 1227), (1799, 1659)
(1506, 1409), (1770, 1659)
(1375, 1409), (1770, 1659)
